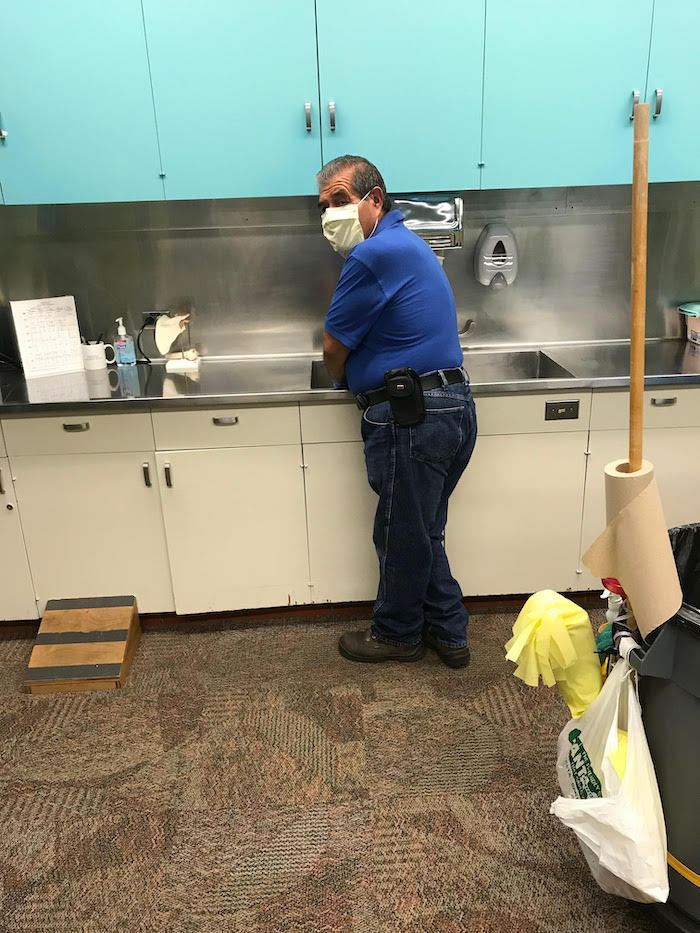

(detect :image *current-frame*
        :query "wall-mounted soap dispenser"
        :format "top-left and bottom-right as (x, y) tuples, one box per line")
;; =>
(474, 223), (518, 289)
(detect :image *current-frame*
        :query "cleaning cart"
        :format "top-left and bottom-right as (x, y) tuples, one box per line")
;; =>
(629, 525), (700, 932)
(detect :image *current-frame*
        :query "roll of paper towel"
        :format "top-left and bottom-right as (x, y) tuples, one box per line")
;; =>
(583, 459), (682, 638)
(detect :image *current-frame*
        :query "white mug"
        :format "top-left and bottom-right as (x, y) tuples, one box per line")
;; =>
(82, 341), (116, 370)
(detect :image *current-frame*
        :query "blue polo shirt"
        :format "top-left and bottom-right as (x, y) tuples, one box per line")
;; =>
(324, 209), (463, 394)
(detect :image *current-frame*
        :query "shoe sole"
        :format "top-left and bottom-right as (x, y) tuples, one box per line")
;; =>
(338, 643), (425, 663)
(422, 632), (471, 669)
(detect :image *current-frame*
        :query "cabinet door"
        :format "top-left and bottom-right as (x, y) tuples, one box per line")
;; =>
(0, 458), (38, 621)
(142, 0), (322, 199)
(303, 442), (378, 603)
(579, 429), (700, 590)
(481, 1), (654, 190)
(447, 432), (588, 595)
(0, 2), (162, 205)
(155, 447), (309, 613)
(11, 454), (174, 614)
(316, 0), (484, 192)
(646, 1), (700, 183)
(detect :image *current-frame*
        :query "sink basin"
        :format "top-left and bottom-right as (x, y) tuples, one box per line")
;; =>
(461, 350), (574, 383)
(311, 350), (574, 390)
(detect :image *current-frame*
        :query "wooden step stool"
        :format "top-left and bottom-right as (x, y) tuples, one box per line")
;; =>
(24, 596), (141, 695)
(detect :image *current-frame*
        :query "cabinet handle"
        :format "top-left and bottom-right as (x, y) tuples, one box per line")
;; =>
(329, 100), (336, 131)
(653, 88), (663, 119)
(63, 422), (90, 432)
(629, 89), (640, 121)
(651, 396), (677, 407)
(142, 462), (152, 487)
(164, 462), (173, 487)
(305, 102), (311, 132)
(0, 467), (4, 495)
(212, 416), (239, 426)
(0, 127), (6, 140)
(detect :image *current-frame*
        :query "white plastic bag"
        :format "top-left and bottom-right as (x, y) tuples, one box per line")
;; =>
(550, 658), (669, 903)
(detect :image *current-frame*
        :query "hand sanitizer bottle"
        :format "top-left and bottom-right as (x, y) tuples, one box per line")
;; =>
(114, 317), (136, 365)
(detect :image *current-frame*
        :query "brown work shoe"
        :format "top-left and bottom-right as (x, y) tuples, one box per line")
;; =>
(422, 628), (471, 669)
(338, 629), (424, 663)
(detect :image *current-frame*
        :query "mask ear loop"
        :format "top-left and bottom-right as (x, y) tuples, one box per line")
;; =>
(361, 190), (381, 239)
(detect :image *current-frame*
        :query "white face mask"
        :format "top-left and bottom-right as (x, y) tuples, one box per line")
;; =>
(321, 190), (378, 258)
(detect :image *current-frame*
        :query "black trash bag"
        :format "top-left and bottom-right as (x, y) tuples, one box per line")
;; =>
(669, 523), (700, 611)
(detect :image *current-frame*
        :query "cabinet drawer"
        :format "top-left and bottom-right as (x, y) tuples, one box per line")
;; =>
(300, 402), (362, 444)
(475, 391), (592, 436)
(591, 386), (700, 430)
(152, 404), (300, 450)
(1, 413), (154, 456)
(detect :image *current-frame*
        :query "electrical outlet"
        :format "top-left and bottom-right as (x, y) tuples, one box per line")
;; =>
(141, 310), (169, 326)
(545, 400), (580, 421)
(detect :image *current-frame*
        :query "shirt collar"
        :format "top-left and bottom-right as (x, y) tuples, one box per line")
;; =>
(375, 209), (404, 234)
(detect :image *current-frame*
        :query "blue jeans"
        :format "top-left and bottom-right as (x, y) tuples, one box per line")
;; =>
(361, 379), (477, 648)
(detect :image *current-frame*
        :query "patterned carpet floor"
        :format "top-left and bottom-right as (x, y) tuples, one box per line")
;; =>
(0, 610), (668, 933)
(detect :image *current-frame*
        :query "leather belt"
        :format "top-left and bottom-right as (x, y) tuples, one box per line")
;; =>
(355, 368), (466, 411)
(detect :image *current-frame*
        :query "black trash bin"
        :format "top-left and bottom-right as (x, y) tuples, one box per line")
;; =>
(631, 523), (700, 932)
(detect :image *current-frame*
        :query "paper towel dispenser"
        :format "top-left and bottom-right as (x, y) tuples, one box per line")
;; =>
(474, 223), (518, 288)
(393, 194), (463, 250)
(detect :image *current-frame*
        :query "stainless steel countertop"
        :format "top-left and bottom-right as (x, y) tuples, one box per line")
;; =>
(1, 339), (699, 416)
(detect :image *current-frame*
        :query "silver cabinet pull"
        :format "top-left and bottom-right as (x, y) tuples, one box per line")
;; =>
(0, 128), (6, 140)
(164, 462), (173, 487)
(212, 416), (239, 426)
(142, 462), (152, 487)
(305, 102), (311, 132)
(653, 88), (663, 118)
(0, 467), (4, 495)
(63, 422), (90, 432)
(630, 89), (640, 120)
(651, 396), (677, 407)
(329, 100), (336, 131)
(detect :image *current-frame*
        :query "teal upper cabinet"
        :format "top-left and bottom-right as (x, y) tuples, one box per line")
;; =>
(142, 0), (321, 199)
(646, 1), (700, 183)
(316, 0), (484, 193)
(481, 1), (654, 190)
(0, 2), (162, 205)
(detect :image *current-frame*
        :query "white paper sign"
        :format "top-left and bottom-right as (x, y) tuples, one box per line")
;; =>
(10, 295), (84, 378)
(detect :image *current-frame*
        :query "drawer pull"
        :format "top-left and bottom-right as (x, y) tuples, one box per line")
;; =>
(63, 421), (90, 432)
(212, 416), (239, 426)
(653, 87), (663, 119)
(305, 101), (312, 132)
(651, 397), (677, 407)
(142, 462), (152, 487)
(164, 462), (173, 487)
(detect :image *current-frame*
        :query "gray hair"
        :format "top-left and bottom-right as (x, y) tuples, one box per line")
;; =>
(316, 155), (392, 213)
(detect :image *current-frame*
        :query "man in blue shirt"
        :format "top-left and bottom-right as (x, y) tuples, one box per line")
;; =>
(318, 155), (477, 668)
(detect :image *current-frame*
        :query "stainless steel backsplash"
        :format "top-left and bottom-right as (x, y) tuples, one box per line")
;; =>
(1, 183), (699, 359)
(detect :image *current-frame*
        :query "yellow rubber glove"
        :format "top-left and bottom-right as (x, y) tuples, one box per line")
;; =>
(505, 590), (603, 718)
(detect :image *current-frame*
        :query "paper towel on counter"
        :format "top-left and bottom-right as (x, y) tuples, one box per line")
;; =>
(583, 459), (682, 638)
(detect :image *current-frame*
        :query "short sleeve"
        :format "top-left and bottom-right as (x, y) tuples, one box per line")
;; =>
(324, 256), (387, 350)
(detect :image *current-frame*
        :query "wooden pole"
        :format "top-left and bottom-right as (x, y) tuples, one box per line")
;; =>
(629, 102), (649, 472)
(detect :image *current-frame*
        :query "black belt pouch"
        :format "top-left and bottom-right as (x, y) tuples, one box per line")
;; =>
(384, 367), (426, 426)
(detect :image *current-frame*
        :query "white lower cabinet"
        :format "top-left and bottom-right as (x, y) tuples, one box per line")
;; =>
(155, 446), (309, 613)
(579, 427), (700, 589)
(0, 457), (38, 620)
(303, 441), (378, 603)
(10, 453), (174, 615)
(447, 431), (588, 595)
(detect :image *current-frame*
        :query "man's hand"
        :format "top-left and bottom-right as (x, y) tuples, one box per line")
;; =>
(323, 330), (351, 386)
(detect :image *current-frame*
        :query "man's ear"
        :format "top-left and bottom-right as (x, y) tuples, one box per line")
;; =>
(371, 186), (384, 210)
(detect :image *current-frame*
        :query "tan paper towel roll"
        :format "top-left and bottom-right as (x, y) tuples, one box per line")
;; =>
(583, 459), (682, 638)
